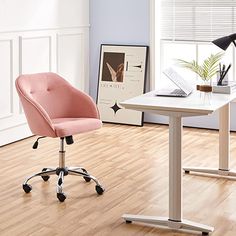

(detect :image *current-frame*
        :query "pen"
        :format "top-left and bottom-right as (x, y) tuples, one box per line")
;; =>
(219, 63), (221, 77)
(217, 63), (224, 85)
(221, 64), (225, 78)
(221, 64), (231, 82)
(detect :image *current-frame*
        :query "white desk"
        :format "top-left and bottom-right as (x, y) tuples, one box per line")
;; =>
(120, 90), (236, 235)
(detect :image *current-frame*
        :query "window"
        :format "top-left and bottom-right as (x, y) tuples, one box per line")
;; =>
(154, 0), (236, 89)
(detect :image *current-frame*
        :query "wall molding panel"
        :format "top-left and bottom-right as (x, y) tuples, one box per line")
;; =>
(20, 35), (52, 74)
(56, 30), (88, 91)
(0, 39), (14, 120)
(0, 0), (89, 146)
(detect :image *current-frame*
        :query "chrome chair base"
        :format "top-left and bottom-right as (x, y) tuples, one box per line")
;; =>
(23, 166), (105, 202)
(22, 138), (105, 202)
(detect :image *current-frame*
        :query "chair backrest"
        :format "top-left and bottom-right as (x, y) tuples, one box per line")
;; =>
(15, 72), (80, 137)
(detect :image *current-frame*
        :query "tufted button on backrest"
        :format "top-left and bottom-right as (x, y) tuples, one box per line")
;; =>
(16, 72), (75, 119)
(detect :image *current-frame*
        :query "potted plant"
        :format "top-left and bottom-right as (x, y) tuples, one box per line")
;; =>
(176, 52), (224, 92)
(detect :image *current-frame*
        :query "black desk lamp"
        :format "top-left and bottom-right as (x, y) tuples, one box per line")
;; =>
(212, 33), (236, 50)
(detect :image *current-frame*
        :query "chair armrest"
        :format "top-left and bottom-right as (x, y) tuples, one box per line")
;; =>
(70, 87), (100, 119)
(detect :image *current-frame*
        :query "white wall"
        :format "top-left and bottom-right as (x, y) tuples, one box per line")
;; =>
(0, 0), (89, 32)
(89, 0), (150, 100)
(0, 0), (89, 146)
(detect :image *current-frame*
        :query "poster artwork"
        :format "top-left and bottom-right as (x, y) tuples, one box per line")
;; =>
(97, 45), (148, 126)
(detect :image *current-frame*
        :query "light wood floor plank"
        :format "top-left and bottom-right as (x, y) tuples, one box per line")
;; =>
(0, 123), (236, 236)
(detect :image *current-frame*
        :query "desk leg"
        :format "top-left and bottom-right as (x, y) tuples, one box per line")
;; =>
(122, 116), (214, 235)
(169, 116), (182, 221)
(184, 104), (236, 177)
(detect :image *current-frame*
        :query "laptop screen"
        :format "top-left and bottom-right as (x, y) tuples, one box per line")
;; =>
(163, 68), (193, 94)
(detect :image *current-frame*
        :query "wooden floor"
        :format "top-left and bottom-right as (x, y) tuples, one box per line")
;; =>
(1, 123), (236, 236)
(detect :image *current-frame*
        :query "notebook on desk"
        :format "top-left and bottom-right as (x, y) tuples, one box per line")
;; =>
(156, 68), (193, 97)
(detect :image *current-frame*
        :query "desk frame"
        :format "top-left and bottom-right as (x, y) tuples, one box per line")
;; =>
(184, 104), (236, 177)
(120, 92), (236, 235)
(123, 113), (214, 235)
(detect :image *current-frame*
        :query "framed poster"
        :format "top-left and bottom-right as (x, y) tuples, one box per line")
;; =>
(97, 44), (148, 126)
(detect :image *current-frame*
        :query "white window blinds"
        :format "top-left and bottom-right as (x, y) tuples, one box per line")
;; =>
(161, 0), (236, 42)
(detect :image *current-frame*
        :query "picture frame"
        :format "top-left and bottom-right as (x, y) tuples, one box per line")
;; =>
(97, 44), (148, 126)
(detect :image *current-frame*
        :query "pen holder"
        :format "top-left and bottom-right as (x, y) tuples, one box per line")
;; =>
(196, 84), (212, 105)
(217, 72), (228, 86)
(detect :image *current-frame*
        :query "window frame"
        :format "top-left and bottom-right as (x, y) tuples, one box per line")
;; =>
(150, 0), (236, 90)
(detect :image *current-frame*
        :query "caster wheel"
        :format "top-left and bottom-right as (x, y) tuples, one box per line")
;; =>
(202, 233), (209, 236)
(41, 168), (50, 182)
(84, 176), (91, 182)
(57, 193), (66, 202)
(41, 176), (50, 182)
(23, 184), (32, 193)
(126, 220), (132, 224)
(185, 170), (190, 174)
(82, 168), (91, 182)
(95, 185), (105, 195)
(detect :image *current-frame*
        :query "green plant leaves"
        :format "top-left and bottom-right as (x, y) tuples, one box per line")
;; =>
(176, 52), (224, 81)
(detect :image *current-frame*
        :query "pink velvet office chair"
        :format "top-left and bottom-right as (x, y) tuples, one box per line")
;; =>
(15, 72), (104, 202)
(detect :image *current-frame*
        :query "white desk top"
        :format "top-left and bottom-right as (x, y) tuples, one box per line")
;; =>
(120, 91), (236, 117)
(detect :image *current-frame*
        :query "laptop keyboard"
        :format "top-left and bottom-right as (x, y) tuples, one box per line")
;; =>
(170, 89), (186, 96)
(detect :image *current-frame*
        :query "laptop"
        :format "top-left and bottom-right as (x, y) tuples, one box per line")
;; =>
(156, 68), (193, 97)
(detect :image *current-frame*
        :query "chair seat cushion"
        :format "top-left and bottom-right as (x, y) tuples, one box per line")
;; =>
(52, 118), (102, 137)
